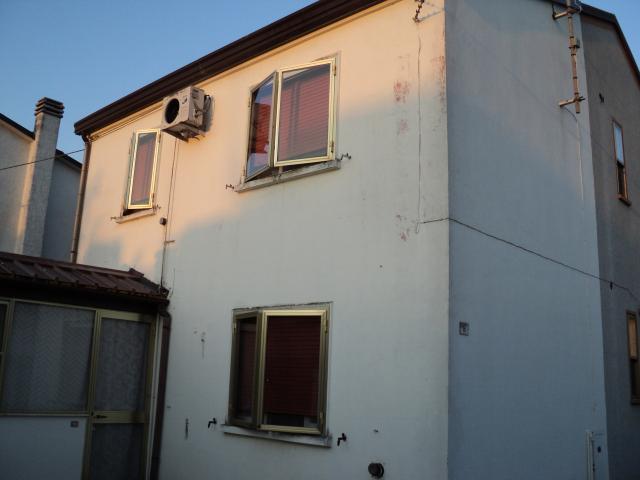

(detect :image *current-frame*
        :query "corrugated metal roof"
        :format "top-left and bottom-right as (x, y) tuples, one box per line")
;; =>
(0, 251), (168, 303)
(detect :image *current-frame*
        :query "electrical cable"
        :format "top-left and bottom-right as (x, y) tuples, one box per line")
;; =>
(0, 148), (84, 172)
(417, 216), (640, 304)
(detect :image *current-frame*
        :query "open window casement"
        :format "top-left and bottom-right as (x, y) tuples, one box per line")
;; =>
(246, 75), (277, 181)
(244, 58), (336, 181)
(126, 129), (161, 210)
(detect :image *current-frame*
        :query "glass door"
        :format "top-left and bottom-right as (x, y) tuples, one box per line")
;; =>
(83, 312), (155, 480)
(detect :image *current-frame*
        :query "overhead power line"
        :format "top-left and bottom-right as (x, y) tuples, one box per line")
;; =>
(0, 148), (85, 173)
(418, 216), (640, 304)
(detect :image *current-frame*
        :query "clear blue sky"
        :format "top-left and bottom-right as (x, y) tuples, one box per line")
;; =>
(1, 0), (638, 160)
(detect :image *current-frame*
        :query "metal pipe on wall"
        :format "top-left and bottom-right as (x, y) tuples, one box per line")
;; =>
(70, 137), (92, 263)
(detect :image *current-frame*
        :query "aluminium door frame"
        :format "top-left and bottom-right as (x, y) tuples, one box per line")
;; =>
(82, 309), (157, 480)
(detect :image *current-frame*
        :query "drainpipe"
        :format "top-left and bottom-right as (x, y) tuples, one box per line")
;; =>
(70, 136), (92, 263)
(150, 309), (171, 480)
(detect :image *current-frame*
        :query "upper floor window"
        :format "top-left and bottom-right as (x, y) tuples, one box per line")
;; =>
(126, 130), (160, 211)
(613, 121), (630, 204)
(245, 59), (336, 181)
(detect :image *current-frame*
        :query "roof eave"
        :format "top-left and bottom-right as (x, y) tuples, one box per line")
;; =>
(74, 0), (640, 138)
(0, 112), (35, 140)
(74, 0), (389, 137)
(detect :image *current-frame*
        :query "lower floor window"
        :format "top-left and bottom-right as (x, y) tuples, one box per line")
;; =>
(229, 305), (329, 435)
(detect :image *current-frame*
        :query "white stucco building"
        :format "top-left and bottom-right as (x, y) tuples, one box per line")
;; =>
(3, 0), (639, 479)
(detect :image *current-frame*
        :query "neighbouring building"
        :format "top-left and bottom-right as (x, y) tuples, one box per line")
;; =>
(1, 1), (639, 479)
(582, 8), (640, 480)
(0, 99), (81, 261)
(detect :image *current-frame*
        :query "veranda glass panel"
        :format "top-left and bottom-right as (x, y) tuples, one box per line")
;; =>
(277, 63), (331, 163)
(233, 318), (257, 421)
(129, 132), (157, 207)
(95, 318), (150, 412)
(0, 304), (6, 350)
(89, 423), (144, 480)
(246, 77), (275, 178)
(262, 315), (321, 428)
(1, 303), (94, 412)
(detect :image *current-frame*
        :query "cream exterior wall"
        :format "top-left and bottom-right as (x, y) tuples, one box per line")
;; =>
(77, 1), (450, 479)
(446, 0), (609, 478)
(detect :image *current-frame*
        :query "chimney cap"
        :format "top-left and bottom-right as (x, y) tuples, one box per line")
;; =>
(35, 97), (64, 118)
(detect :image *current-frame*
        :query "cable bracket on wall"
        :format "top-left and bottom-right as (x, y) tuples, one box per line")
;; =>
(413, 0), (425, 22)
(553, 0), (585, 113)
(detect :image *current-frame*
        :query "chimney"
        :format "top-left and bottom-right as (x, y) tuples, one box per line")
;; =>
(19, 98), (64, 256)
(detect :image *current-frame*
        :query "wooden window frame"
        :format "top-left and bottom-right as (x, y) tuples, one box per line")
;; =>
(125, 129), (161, 211)
(613, 120), (630, 205)
(244, 58), (337, 182)
(628, 311), (640, 405)
(228, 304), (329, 435)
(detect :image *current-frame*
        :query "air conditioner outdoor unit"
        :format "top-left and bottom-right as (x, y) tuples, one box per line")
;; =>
(161, 86), (210, 140)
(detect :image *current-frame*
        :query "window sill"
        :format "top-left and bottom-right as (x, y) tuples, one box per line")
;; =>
(113, 207), (158, 224)
(235, 160), (341, 193)
(221, 424), (332, 448)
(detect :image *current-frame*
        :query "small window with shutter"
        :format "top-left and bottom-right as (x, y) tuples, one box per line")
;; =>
(613, 121), (630, 204)
(244, 59), (336, 181)
(228, 305), (329, 435)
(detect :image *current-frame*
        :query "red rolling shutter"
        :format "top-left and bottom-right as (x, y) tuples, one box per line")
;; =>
(263, 316), (321, 418)
(277, 64), (330, 162)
